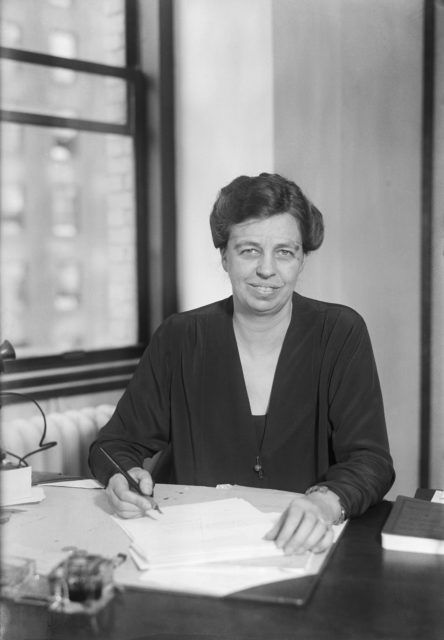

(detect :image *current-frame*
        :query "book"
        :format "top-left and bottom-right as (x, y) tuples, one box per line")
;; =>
(381, 495), (444, 554)
(414, 488), (444, 504)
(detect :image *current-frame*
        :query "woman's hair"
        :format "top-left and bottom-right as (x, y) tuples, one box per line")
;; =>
(209, 172), (324, 253)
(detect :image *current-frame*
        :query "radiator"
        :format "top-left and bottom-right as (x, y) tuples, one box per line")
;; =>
(1, 404), (115, 478)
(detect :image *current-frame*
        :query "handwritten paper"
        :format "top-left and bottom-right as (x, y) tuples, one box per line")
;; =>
(112, 493), (347, 597)
(113, 497), (284, 569)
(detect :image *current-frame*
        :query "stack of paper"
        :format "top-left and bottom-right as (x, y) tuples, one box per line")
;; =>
(113, 498), (283, 569)
(113, 496), (346, 597)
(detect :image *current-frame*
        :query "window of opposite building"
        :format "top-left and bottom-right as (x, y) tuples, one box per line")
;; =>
(0, 0), (154, 397)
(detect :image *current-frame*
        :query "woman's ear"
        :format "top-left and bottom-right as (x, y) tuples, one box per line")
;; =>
(220, 247), (228, 272)
(297, 253), (306, 276)
(300, 254), (306, 271)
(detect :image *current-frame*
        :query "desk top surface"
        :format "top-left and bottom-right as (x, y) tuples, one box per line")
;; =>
(1, 483), (443, 640)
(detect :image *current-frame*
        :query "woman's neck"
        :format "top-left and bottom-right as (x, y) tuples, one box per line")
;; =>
(232, 300), (292, 352)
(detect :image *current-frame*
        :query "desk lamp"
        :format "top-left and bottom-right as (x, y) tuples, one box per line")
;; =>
(0, 338), (34, 502)
(0, 339), (57, 472)
(0, 339), (16, 372)
(0, 340), (16, 464)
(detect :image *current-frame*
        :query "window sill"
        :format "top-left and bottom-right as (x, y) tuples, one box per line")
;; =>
(1, 347), (144, 400)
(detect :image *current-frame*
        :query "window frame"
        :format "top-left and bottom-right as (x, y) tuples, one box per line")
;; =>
(0, 0), (154, 399)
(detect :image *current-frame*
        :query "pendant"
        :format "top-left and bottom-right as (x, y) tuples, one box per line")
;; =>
(253, 456), (264, 479)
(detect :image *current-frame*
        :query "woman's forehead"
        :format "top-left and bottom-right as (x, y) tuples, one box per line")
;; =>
(228, 213), (302, 242)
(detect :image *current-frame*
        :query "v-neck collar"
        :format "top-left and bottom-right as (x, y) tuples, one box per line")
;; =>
(229, 301), (293, 418)
(198, 294), (321, 485)
(202, 294), (319, 453)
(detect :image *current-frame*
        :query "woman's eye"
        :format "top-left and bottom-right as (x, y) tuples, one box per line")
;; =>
(277, 249), (293, 257)
(241, 248), (259, 255)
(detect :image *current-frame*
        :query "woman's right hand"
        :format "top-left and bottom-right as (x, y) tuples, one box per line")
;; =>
(105, 467), (155, 518)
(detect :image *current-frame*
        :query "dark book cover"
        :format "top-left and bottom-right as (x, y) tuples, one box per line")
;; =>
(414, 488), (437, 501)
(381, 495), (444, 554)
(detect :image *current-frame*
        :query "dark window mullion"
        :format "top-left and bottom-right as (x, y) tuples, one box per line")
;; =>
(0, 110), (131, 135)
(0, 46), (136, 79)
(133, 72), (149, 343)
(125, 0), (140, 69)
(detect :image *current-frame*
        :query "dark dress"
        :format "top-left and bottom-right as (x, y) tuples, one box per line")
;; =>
(89, 293), (395, 518)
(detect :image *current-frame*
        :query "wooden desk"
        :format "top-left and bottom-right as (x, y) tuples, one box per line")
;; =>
(1, 486), (443, 640)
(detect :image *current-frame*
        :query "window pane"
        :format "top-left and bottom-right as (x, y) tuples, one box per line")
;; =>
(1, 59), (127, 125)
(0, 123), (138, 356)
(0, 0), (126, 67)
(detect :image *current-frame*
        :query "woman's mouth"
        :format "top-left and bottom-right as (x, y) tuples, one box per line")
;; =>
(249, 283), (280, 295)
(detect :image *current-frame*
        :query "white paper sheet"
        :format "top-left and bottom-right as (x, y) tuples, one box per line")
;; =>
(0, 486), (45, 507)
(135, 557), (314, 597)
(112, 493), (348, 597)
(113, 497), (285, 569)
(40, 479), (102, 489)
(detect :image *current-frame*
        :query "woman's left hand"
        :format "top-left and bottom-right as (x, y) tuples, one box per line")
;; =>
(264, 496), (334, 554)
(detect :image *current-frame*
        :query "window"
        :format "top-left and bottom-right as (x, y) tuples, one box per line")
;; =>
(0, 0), (150, 397)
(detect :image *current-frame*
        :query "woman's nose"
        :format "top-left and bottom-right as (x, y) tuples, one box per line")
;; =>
(256, 252), (276, 277)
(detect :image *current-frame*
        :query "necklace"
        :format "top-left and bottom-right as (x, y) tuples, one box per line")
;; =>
(254, 456), (264, 479)
(252, 415), (267, 479)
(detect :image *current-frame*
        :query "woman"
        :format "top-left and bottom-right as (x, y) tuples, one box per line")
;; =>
(89, 173), (395, 555)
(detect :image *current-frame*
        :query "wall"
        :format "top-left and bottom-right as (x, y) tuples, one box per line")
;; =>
(174, 0), (274, 309)
(174, 0), (426, 497)
(273, 0), (423, 497)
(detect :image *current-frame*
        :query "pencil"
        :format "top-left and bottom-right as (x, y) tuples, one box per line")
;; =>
(99, 446), (163, 514)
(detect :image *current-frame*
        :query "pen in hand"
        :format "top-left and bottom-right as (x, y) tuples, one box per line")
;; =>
(98, 446), (163, 514)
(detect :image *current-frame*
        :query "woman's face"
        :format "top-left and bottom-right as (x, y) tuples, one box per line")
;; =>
(221, 213), (304, 317)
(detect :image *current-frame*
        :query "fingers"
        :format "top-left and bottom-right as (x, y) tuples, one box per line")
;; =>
(264, 512), (287, 541)
(106, 468), (155, 519)
(265, 497), (334, 555)
(129, 467), (154, 496)
(311, 527), (334, 553)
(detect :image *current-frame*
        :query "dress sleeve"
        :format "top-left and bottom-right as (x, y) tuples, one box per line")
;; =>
(88, 322), (172, 486)
(319, 311), (395, 517)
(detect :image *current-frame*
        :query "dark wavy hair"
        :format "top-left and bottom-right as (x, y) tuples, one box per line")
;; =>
(210, 173), (324, 253)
